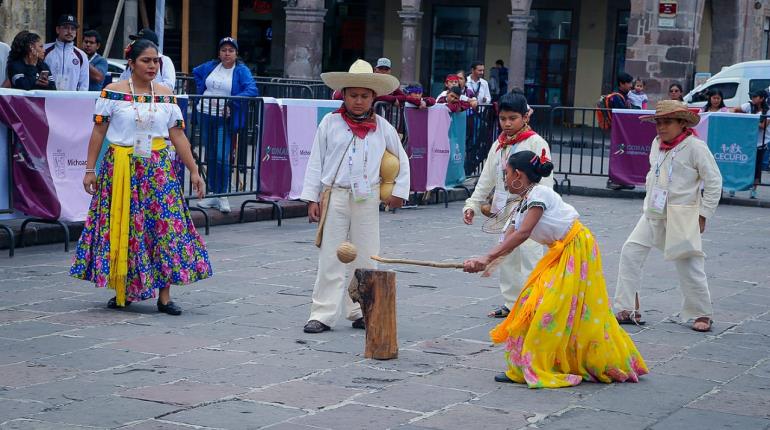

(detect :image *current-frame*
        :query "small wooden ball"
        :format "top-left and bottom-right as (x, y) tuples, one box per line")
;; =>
(337, 241), (358, 264)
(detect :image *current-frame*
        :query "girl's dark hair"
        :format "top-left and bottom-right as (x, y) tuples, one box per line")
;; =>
(507, 150), (553, 183)
(9, 31), (41, 63)
(633, 78), (645, 87)
(749, 90), (769, 115)
(669, 82), (684, 101)
(704, 88), (726, 110)
(124, 38), (158, 61)
(498, 93), (528, 115)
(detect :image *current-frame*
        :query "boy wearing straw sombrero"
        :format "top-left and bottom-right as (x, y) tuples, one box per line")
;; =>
(613, 100), (722, 332)
(300, 60), (410, 334)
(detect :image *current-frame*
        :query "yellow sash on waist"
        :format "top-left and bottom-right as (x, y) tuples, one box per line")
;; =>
(109, 139), (166, 306)
(490, 220), (585, 343)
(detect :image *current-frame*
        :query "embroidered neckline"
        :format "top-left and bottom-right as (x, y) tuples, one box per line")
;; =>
(100, 89), (177, 104)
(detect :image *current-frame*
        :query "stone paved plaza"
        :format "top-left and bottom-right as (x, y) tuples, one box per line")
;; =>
(0, 195), (769, 430)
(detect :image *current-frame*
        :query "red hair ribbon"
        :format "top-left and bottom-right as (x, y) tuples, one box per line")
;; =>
(531, 149), (550, 166)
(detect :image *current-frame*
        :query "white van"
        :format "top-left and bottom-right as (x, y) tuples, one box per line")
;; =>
(684, 60), (770, 108)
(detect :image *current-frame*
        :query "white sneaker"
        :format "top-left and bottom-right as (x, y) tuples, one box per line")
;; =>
(218, 197), (231, 213)
(197, 198), (218, 209)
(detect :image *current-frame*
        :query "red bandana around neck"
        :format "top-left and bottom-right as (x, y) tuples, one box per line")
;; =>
(496, 126), (536, 151)
(659, 129), (692, 151)
(336, 107), (377, 139)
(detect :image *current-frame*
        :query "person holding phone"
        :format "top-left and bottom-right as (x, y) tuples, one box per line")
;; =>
(7, 31), (56, 90)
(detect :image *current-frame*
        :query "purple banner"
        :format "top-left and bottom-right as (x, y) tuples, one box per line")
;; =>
(405, 108), (428, 192)
(609, 109), (656, 185)
(258, 101), (292, 199)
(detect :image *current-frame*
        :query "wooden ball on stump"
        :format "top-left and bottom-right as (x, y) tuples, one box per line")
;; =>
(337, 241), (358, 264)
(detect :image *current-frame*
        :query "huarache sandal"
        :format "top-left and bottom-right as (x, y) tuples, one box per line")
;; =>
(615, 310), (646, 326)
(488, 305), (510, 318)
(107, 297), (131, 309)
(494, 373), (515, 383)
(692, 316), (713, 332)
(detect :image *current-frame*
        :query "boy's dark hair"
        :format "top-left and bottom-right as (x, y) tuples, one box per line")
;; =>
(617, 72), (633, 85)
(495, 59), (504, 66)
(83, 30), (101, 44)
(470, 61), (484, 70)
(449, 86), (462, 96)
(498, 93), (528, 115)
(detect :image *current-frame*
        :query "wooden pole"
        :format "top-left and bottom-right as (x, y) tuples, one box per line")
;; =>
(353, 269), (398, 360)
(138, 0), (150, 28)
(231, 0), (239, 38)
(181, 0), (189, 73)
(370, 256), (463, 269)
(104, 0), (126, 59)
(76, 0), (84, 47)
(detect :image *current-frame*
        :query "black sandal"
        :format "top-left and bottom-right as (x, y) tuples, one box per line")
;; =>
(615, 310), (645, 326)
(488, 305), (510, 318)
(494, 373), (514, 383)
(107, 297), (131, 309)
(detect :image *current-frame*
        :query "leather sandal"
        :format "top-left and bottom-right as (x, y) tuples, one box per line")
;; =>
(615, 310), (645, 326)
(692, 316), (713, 332)
(107, 297), (131, 309)
(157, 300), (182, 315)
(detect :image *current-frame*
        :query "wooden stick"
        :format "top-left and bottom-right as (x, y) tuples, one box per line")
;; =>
(371, 255), (463, 269)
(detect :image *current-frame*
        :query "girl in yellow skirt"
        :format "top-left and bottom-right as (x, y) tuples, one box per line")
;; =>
(464, 150), (648, 388)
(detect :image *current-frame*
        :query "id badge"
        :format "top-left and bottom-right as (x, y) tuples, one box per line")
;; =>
(493, 190), (508, 213)
(650, 186), (668, 214)
(132, 132), (153, 158)
(350, 174), (371, 202)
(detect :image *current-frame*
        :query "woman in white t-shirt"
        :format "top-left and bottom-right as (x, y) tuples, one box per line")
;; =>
(463, 150), (648, 389)
(192, 37), (258, 212)
(732, 89), (769, 199)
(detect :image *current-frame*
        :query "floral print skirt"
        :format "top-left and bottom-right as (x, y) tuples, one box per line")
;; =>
(490, 223), (648, 388)
(70, 147), (212, 302)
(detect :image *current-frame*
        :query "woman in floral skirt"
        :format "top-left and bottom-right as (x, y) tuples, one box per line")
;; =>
(70, 39), (212, 315)
(464, 150), (647, 388)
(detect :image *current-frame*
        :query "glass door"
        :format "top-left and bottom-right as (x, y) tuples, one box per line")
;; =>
(525, 9), (572, 106)
(429, 6), (482, 97)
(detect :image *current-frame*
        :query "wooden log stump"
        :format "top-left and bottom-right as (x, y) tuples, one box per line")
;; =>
(351, 268), (398, 360)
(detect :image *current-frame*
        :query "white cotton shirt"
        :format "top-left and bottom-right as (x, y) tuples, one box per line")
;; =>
(513, 184), (579, 245)
(201, 63), (234, 115)
(300, 113), (411, 202)
(467, 77), (491, 104)
(94, 89), (185, 146)
(739, 103), (770, 147)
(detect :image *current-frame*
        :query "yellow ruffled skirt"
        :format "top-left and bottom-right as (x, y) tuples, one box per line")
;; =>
(491, 221), (648, 388)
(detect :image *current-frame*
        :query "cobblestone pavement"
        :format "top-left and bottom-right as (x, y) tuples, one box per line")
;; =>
(1, 195), (769, 430)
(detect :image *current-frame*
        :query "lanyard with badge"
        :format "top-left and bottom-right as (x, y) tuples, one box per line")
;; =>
(128, 77), (156, 158)
(650, 146), (682, 214)
(349, 136), (371, 202)
(493, 148), (511, 212)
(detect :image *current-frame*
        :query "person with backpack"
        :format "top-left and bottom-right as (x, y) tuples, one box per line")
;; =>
(600, 72), (635, 190)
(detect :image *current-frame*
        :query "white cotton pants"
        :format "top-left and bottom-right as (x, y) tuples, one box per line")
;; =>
(308, 188), (379, 327)
(614, 215), (713, 322)
(498, 239), (543, 310)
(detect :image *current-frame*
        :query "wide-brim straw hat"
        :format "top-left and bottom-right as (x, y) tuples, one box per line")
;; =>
(321, 59), (400, 96)
(640, 100), (700, 127)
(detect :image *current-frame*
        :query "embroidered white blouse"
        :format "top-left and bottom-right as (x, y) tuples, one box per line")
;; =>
(93, 89), (185, 146)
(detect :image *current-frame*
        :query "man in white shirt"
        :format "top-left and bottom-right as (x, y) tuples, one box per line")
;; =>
(118, 28), (176, 91)
(301, 60), (410, 333)
(0, 42), (10, 87)
(467, 61), (491, 104)
(44, 14), (90, 91)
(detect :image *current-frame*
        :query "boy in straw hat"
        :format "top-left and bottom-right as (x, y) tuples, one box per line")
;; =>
(613, 100), (722, 332)
(301, 59), (410, 333)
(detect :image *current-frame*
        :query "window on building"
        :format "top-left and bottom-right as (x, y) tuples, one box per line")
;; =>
(525, 9), (572, 106)
(429, 6), (482, 97)
(763, 17), (770, 59)
(612, 10), (630, 86)
(323, 0), (367, 74)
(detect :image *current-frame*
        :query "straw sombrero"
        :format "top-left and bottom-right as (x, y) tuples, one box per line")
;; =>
(640, 100), (700, 127)
(321, 59), (400, 96)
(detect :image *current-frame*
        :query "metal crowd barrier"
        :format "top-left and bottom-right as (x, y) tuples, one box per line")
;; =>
(0, 128), (14, 257)
(547, 107), (612, 191)
(257, 82), (314, 99)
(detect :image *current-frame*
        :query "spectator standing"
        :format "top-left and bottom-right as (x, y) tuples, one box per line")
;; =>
(467, 61), (491, 104)
(403, 83), (435, 109)
(489, 59), (508, 101)
(455, 69), (475, 99)
(606, 72), (634, 191)
(44, 14), (89, 91)
(438, 86), (471, 112)
(701, 88), (728, 113)
(192, 37), (258, 213)
(118, 28), (176, 91)
(628, 78), (648, 109)
(0, 41), (10, 87)
(732, 89), (769, 199)
(82, 30), (108, 91)
(7, 31), (56, 91)
(668, 83), (685, 101)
